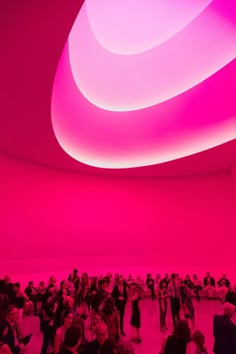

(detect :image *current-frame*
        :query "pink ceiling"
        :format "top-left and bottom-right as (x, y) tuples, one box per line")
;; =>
(0, 0), (235, 177)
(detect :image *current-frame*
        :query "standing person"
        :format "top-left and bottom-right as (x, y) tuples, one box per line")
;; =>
(146, 274), (156, 300)
(193, 275), (203, 302)
(192, 330), (208, 354)
(129, 283), (142, 344)
(102, 297), (120, 343)
(168, 274), (181, 326)
(0, 321), (11, 354)
(160, 320), (191, 354)
(158, 282), (168, 332)
(58, 325), (82, 354)
(4, 305), (25, 354)
(11, 283), (29, 324)
(84, 322), (114, 354)
(112, 276), (127, 336)
(180, 281), (195, 330)
(54, 310), (74, 354)
(213, 302), (236, 354)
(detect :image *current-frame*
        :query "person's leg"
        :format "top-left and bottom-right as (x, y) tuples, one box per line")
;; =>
(136, 328), (141, 342)
(170, 298), (176, 326)
(176, 298), (181, 320)
(120, 304), (125, 334)
(159, 306), (164, 330)
(41, 324), (50, 354)
(195, 287), (200, 301)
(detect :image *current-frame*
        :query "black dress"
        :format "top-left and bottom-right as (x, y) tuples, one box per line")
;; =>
(131, 298), (140, 328)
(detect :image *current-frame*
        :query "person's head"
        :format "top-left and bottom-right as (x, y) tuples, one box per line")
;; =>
(49, 275), (56, 284)
(101, 278), (109, 290)
(160, 282), (167, 290)
(7, 305), (18, 323)
(147, 273), (151, 279)
(0, 321), (8, 341)
(223, 302), (235, 318)
(13, 282), (20, 292)
(192, 330), (205, 349)
(64, 326), (81, 350)
(28, 281), (34, 288)
(73, 269), (78, 276)
(94, 312), (105, 325)
(63, 310), (74, 328)
(173, 320), (191, 342)
(171, 273), (176, 281)
(193, 274), (198, 280)
(60, 280), (67, 290)
(65, 296), (75, 309)
(118, 276), (124, 286)
(95, 322), (108, 347)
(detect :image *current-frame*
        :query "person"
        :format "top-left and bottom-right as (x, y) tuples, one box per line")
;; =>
(217, 275), (230, 302)
(84, 322), (114, 354)
(225, 285), (236, 306)
(102, 297), (120, 343)
(193, 275), (203, 302)
(0, 281), (9, 322)
(112, 276), (127, 336)
(161, 274), (170, 288)
(184, 275), (194, 290)
(180, 280), (195, 329)
(0, 321), (11, 354)
(4, 305), (25, 354)
(146, 274), (156, 300)
(217, 274), (230, 288)
(192, 330), (208, 354)
(203, 273), (216, 299)
(40, 287), (58, 354)
(213, 302), (236, 354)
(59, 325), (81, 354)
(129, 283), (142, 344)
(160, 319), (191, 354)
(158, 282), (168, 332)
(168, 274), (181, 326)
(11, 283), (29, 324)
(89, 312), (105, 340)
(54, 310), (74, 354)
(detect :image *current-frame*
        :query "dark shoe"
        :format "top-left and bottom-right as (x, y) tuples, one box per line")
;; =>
(121, 331), (126, 336)
(135, 339), (142, 344)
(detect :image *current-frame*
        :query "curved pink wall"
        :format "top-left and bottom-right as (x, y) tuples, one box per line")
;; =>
(0, 153), (235, 278)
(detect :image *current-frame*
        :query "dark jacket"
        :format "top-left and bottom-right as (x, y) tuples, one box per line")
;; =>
(213, 314), (236, 354)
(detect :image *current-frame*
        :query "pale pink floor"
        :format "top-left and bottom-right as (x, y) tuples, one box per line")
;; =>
(21, 298), (233, 354)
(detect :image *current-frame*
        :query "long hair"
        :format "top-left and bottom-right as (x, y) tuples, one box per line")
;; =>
(173, 320), (191, 342)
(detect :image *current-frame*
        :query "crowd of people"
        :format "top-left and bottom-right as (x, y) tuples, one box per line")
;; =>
(0, 270), (236, 354)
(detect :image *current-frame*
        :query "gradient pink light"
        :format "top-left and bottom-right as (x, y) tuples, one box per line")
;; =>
(69, 3), (236, 111)
(51, 0), (236, 168)
(85, 0), (213, 55)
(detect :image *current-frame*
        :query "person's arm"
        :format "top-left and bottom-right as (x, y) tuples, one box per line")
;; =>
(115, 309), (120, 339)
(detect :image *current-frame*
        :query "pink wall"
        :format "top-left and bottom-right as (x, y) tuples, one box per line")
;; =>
(0, 152), (235, 279)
